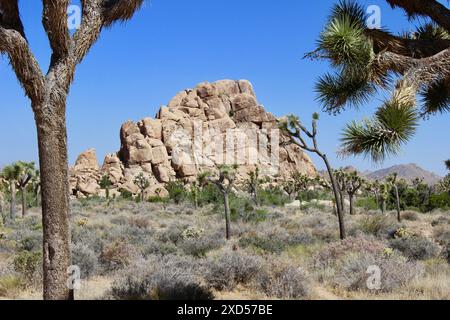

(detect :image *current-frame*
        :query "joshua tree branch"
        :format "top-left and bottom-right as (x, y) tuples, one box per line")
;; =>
(42, 0), (72, 63)
(0, 27), (45, 106)
(0, 0), (25, 37)
(386, 0), (450, 32)
(366, 29), (450, 58)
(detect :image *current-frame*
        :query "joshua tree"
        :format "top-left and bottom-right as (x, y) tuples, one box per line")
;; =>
(366, 180), (381, 211)
(445, 160), (450, 171)
(246, 167), (261, 206)
(206, 165), (238, 240)
(334, 169), (347, 213)
(387, 173), (402, 222)
(345, 171), (364, 215)
(15, 162), (36, 217)
(292, 172), (310, 209)
(1, 163), (21, 220)
(311, 0), (450, 162)
(100, 175), (113, 201)
(0, 0), (143, 299)
(282, 179), (296, 201)
(281, 113), (346, 239)
(134, 173), (150, 202)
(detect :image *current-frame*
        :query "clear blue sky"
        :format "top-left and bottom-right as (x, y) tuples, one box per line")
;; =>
(1, 0), (449, 175)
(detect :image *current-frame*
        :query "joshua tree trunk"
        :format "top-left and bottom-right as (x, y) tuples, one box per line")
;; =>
(322, 156), (346, 240)
(394, 185), (401, 222)
(9, 183), (16, 221)
(374, 191), (379, 211)
(349, 194), (355, 215)
(381, 199), (386, 214)
(223, 192), (231, 240)
(35, 108), (71, 300)
(21, 187), (27, 217)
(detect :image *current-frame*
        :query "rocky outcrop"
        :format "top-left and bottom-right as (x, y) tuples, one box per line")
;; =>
(69, 80), (317, 199)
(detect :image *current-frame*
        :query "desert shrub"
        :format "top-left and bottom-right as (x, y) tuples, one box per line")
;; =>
(427, 193), (450, 211)
(140, 239), (178, 257)
(11, 229), (42, 252)
(158, 222), (190, 245)
(239, 235), (286, 254)
(119, 189), (133, 200)
(180, 232), (225, 257)
(431, 216), (449, 227)
(147, 196), (169, 204)
(71, 243), (98, 279)
(256, 262), (311, 299)
(166, 181), (188, 204)
(71, 224), (106, 254)
(0, 275), (25, 297)
(401, 210), (419, 221)
(358, 215), (399, 238)
(203, 250), (263, 291)
(333, 252), (424, 292)
(433, 226), (450, 245)
(356, 197), (378, 211)
(197, 184), (222, 206)
(109, 255), (213, 300)
(128, 216), (150, 229)
(258, 187), (290, 206)
(389, 237), (441, 261)
(100, 240), (134, 272)
(313, 236), (385, 270)
(13, 251), (41, 283)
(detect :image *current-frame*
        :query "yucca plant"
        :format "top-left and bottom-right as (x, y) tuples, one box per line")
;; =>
(312, 0), (450, 162)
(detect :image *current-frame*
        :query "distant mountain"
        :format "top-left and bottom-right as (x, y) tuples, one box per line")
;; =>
(366, 164), (442, 185)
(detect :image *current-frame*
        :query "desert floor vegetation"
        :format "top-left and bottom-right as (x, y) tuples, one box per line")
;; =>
(0, 196), (448, 300)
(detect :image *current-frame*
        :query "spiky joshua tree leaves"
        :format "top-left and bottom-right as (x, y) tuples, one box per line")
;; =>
(280, 113), (346, 239)
(0, 0), (143, 299)
(311, 0), (450, 162)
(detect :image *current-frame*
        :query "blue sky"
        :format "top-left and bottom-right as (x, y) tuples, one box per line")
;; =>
(1, 0), (449, 175)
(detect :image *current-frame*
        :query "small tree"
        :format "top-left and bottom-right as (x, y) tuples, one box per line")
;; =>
(16, 162), (36, 217)
(365, 180), (380, 210)
(282, 179), (296, 201)
(445, 160), (450, 171)
(246, 167), (261, 206)
(134, 173), (150, 202)
(387, 173), (402, 222)
(1, 163), (21, 220)
(292, 172), (310, 209)
(99, 175), (113, 201)
(281, 113), (346, 239)
(206, 165), (238, 240)
(345, 171), (363, 215)
(334, 169), (347, 213)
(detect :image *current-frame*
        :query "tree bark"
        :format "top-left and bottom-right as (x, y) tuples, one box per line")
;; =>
(223, 192), (231, 240)
(394, 185), (401, 222)
(349, 194), (355, 215)
(9, 183), (16, 221)
(21, 187), (27, 217)
(322, 155), (346, 240)
(35, 106), (71, 300)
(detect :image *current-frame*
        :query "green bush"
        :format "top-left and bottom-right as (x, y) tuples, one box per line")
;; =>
(355, 197), (378, 211)
(197, 184), (222, 206)
(13, 251), (41, 282)
(258, 187), (290, 206)
(389, 237), (441, 261)
(166, 182), (188, 204)
(427, 193), (450, 211)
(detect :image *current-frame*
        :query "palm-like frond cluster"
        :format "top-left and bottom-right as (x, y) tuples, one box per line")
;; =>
(313, 0), (450, 162)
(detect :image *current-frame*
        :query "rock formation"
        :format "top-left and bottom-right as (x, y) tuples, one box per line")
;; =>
(69, 80), (317, 198)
